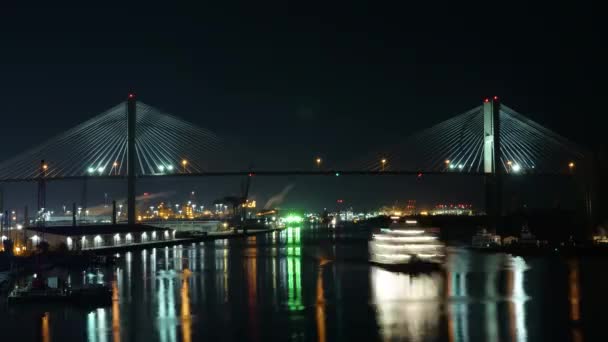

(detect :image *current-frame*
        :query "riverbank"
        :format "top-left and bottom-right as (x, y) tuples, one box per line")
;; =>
(69, 226), (284, 254)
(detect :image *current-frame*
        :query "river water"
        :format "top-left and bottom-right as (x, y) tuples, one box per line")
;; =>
(1, 226), (607, 341)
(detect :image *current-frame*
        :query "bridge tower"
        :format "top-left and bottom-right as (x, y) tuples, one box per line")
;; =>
(127, 93), (137, 226)
(483, 97), (502, 231)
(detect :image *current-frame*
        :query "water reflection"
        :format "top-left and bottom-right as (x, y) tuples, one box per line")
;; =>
(568, 259), (583, 342)
(8, 227), (600, 341)
(181, 269), (192, 342)
(371, 267), (443, 341)
(506, 257), (528, 342)
(87, 308), (108, 342)
(446, 252), (469, 342)
(371, 250), (531, 342)
(316, 261), (328, 342)
(41, 312), (51, 342)
(245, 236), (259, 340)
(285, 227), (303, 311)
(112, 278), (121, 342)
(157, 268), (177, 342)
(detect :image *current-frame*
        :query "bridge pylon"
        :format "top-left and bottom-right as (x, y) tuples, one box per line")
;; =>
(127, 93), (137, 226)
(483, 97), (502, 232)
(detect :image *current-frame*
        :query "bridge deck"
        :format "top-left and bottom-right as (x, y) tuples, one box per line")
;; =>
(0, 170), (572, 183)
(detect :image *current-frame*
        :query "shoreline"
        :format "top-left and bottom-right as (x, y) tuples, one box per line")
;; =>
(87, 227), (285, 254)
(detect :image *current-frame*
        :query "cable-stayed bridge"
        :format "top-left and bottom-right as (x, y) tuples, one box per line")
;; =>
(0, 94), (589, 226)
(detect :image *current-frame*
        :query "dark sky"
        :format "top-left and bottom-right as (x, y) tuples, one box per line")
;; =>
(0, 1), (598, 211)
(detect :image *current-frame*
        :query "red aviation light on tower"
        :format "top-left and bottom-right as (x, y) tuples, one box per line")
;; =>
(128, 93), (136, 99)
(484, 98), (490, 103)
(493, 96), (499, 101)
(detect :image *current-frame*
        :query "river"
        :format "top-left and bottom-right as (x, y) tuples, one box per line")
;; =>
(1, 226), (606, 341)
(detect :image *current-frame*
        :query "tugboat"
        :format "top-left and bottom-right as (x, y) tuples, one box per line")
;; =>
(489, 223), (554, 256)
(7, 273), (112, 306)
(471, 228), (502, 249)
(369, 220), (445, 272)
(7, 274), (69, 304)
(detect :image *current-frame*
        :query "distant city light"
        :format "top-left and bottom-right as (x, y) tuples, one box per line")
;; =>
(512, 164), (522, 172)
(158, 165), (165, 172)
(166, 165), (174, 171)
(87, 167), (95, 174)
(97, 167), (105, 173)
(284, 214), (303, 224)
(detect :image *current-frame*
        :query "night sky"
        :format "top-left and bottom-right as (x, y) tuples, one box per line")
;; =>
(0, 2), (597, 212)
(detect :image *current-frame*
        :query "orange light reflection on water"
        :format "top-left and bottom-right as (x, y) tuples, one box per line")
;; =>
(112, 279), (121, 342)
(181, 269), (192, 342)
(41, 312), (51, 342)
(568, 259), (583, 342)
(316, 261), (328, 342)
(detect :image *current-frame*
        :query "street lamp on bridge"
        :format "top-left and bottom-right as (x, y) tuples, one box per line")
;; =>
(182, 159), (188, 173)
(381, 158), (387, 171)
(315, 157), (322, 169)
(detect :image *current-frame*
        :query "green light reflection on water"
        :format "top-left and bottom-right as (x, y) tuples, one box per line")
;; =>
(285, 227), (304, 311)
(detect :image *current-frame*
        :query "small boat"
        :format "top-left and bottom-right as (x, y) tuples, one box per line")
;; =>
(369, 220), (445, 272)
(7, 274), (111, 306)
(471, 228), (502, 249)
(8, 276), (70, 304)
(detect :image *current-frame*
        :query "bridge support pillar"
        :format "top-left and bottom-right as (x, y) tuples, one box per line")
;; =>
(72, 202), (77, 227)
(483, 97), (502, 231)
(37, 159), (47, 227)
(127, 93), (137, 226)
(112, 200), (117, 225)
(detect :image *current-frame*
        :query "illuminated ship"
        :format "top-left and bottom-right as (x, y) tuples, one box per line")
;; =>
(369, 220), (445, 271)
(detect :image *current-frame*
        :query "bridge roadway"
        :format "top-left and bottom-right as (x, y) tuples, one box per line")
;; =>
(0, 170), (572, 183)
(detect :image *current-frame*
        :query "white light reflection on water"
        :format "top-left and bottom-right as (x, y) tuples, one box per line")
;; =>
(157, 274), (177, 342)
(142, 249), (147, 293)
(86, 308), (108, 342)
(370, 267), (443, 342)
(506, 256), (529, 342)
(446, 251), (529, 342)
(125, 251), (132, 301)
(483, 255), (500, 342)
(446, 250), (469, 342)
